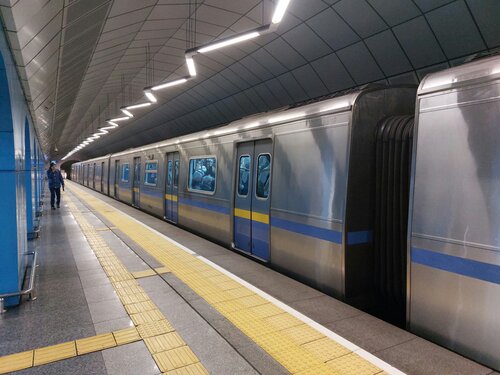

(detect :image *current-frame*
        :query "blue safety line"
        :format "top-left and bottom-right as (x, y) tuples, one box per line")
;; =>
(271, 217), (342, 244)
(412, 247), (500, 285)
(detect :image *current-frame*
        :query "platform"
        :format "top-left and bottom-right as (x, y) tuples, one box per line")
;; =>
(0, 182), (496, 375)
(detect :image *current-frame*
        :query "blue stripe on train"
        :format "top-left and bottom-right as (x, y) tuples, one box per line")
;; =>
(270, 217), (342, 244)
(412, 247), (500, 285)
(347, 230), (373, 245)
(178, 196), (230, 215)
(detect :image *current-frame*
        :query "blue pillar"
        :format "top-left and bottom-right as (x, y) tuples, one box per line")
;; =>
(24, 118), (34, 237)
(0, 51), (26, 307)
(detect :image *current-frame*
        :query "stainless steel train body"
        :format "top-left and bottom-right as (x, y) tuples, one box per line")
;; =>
(72, 56), (500, 370)
(408, 55), (500, 370)
(73, 86), (416, 302)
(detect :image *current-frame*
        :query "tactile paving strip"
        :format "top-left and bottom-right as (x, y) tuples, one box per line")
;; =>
(69, 183), (388, 375)
(64, 195), (208, 375)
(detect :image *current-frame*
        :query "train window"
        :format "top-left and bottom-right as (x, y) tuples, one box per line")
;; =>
(144, 161), (158, 186)
(237, 155), (251, 196)
(121, 163), (130, 182)
(167, 161), (172, 186)
(174, 160), (179, 187)
(188, 157), (216, 193)
(256, 154), (271, 199)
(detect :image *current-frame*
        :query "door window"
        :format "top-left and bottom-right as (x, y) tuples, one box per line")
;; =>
(237, 155), (251, 196)
(256, 154), (271, 199)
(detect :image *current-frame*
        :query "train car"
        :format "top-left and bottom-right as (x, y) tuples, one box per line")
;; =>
(408, 54), (500, 370)
(74, 85), (416, 305)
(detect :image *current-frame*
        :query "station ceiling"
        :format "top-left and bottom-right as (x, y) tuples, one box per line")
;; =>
(1, 0), (498, 160)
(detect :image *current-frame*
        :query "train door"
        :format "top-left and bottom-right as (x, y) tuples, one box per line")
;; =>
(164, 152), (180, 223)
(100, 162), (104, 192)
(92, 163), (96, 189)
(233, 139), (272, 261)
(132, 157), (141, 207)
(114, 160), (119, 198)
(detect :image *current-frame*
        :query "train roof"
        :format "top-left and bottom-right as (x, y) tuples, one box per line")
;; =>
(419, 53), (500, 95)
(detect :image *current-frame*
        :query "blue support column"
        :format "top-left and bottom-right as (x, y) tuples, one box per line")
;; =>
(24, 118), (34, 237)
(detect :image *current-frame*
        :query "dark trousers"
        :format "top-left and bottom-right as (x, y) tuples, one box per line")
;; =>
(50, 187), (61, 207)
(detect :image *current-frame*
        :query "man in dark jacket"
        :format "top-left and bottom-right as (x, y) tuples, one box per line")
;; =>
(47, 161), (64, 209)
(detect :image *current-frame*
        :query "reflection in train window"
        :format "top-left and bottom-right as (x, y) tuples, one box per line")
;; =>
(256, 154), (271, 199)
(188, 157), (216, 193)
(167, 161), (172, 186)
(121, 163), (129, 182)
(144, 161), (158, 186)
(238, 155), (250, 196)
(174, 160), (179, 187)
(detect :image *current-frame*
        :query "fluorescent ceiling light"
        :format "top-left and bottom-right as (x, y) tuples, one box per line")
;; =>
(144, 90), (157, 103)
(268, 112), (305, 124)
(126, 102), (151, 110)
(120, 108), (134, 117)
(198, 31), (260, 53)
(272, 0), (291, 24)
(151, 78), (187, 91)
(86, 138), (95, 143)
(186, 57), (196, 76)
(103, 121), (119, 128)
(109, 116), (129, 122)
(83, 141), (90, 145)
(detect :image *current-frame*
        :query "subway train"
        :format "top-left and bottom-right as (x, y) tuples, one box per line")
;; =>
(72, 55), (500, 370)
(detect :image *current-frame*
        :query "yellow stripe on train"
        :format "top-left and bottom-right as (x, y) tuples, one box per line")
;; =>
(234, 208), (269, 224)
(165, 194), (178, 202)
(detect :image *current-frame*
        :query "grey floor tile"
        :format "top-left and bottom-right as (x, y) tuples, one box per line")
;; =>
(236, 343), (289, 375)
(94, 317), (134, 334)
(80, 272), (112, 289)
(180, 321), (258, 375)
(160, 274), (200, 302)
(84, 284), (118, 303)
(12, 352), (107, 374)
(138, 275), (173, 294)
(376, 337), (492, 375)
(325, 314), (416, 353)
(88, 299), (127, 324)
(289, 295), (363, 324)
(102, 341), (159, 375)
(76, 259), (103, 272)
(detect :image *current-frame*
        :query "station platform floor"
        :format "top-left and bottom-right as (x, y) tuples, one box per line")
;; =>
(0, 181), (496, 375)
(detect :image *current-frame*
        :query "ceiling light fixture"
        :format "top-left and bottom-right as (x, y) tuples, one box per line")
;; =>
(272, 0), (291, 24)
(151, 78), (188, 91)
(126, 102), (152, 110)
(144, 90), (157, 103)
(103, 121), (119, 128)
(186, 57), (196, 76)
(109, 116), (129, 122)
(120, 108), (134, 117)
(197, 31), (260, 54)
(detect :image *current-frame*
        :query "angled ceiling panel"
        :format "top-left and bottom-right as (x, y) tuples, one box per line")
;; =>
(1, 0), (497, 159)
(426, 0), (485, 59)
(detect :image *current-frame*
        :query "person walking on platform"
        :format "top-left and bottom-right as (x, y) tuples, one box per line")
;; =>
(47, 161), (64, 209)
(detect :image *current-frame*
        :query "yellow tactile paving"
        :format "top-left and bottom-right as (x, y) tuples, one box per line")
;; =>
(155, 266), (170, 274)
(130, 309), (165, 325)
(113, 327), (142, 346)
(302, 337), (352, 362)
(0, 351), (33, 374)
(64, 195), (206, 373)
(144, 332), (186, 354)
(76, 333), (117, 355)
(132, 269), (157, 278)
(125, 300), (158, 315)
(137, 320), (176, 339)
(164, 362), (210, 375)
(326, 353), (383, 375)
(153, 346), (199, 372)
(33, 341), (77, 366)
(68, 185), (386, 375)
